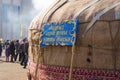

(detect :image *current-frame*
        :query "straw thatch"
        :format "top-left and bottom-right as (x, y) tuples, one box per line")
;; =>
(28, 0), (120, 70)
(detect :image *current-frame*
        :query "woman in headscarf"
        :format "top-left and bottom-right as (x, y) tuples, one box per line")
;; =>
(5, 43), (10, 62)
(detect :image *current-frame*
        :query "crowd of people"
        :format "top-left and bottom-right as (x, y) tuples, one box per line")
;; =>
(0, 38), (29, 69)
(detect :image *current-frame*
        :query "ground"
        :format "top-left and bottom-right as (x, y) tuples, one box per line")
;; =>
(0, 50), (27, 80)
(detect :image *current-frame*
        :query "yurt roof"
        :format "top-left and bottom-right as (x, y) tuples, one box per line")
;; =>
(29, 0), (120, 30)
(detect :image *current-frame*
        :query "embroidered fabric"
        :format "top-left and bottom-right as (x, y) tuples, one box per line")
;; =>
(28, 61), (120, 80)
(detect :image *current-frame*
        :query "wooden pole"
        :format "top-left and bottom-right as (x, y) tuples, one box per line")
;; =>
(69, 44), (75, 80)
(34, 48), (41, 80)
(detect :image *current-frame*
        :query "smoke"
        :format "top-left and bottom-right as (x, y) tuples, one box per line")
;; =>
(2, 0), (56, 40)
(20, 0), (56, 26)
(19, 0), (55, 38)
(7, 10), (22, 39)
(20, 0), (55, 38)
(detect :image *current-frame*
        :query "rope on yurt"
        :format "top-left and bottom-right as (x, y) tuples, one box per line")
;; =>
(47, 0), (68, 22)
(29, 0), (61, 29)
(34, 0), (69, 80)
(82, 2), (120, 38)
(29, 0), (60, 31)
(40, 0), (61, 25)
(34, 48), (40, 80)
(108, 21), (120, 72)
(108, 22), (116, 70)
(68, 1), (100, 79)
(27, 29), (34, 80)
(73, 0), (100, 19)
(33, 0), (61, 79)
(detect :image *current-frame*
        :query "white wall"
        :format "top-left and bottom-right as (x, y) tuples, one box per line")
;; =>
(2, 0), (11, 4)
(0, 0), (2, 38)
(13, 0), (21, 6)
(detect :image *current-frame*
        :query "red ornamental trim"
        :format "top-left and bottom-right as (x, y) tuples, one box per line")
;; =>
(28, 61), (120, 80)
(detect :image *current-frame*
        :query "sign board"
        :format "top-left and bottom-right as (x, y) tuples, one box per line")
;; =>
(40, 20), (79, 47)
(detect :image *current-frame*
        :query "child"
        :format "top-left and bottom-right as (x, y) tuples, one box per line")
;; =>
(5, 44), (10, 62)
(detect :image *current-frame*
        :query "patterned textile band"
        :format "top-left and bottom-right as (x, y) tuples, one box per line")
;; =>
(28, 61), (120, 80)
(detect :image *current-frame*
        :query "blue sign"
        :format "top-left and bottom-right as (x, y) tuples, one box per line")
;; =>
(40, 20), (79, 47)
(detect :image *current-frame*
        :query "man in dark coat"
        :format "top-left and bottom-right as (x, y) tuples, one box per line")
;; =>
(9, 41), (15, 62)
(20, 40), (25, 65)
(0, 41), (2, 57)
(22, 38), (29, 68)
(15, 40), (20, 61)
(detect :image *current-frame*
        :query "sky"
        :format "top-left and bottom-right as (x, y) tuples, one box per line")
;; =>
(32, 0), (55, 11)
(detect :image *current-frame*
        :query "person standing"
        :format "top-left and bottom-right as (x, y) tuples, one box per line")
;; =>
(5, 43), (10, 62)
(23, 38), (29, 68)
(0, 41), (2, 57)
(15, 40), (20, 61)
(20, 40), (25, 65)
(9, 41), (15, 62)
(5, 40), (10, 49)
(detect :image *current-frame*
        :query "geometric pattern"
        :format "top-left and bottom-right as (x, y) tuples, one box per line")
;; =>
(28, 61), (120, 80)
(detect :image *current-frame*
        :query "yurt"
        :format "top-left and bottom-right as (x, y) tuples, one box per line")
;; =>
(28, 0), (120, 80)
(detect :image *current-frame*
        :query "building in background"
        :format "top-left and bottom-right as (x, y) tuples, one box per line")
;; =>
(0, 0), (34, 40)
(20, 0), (34, 39)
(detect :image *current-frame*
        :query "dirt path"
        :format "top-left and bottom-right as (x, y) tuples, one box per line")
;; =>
(0, 51), (27, 80)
